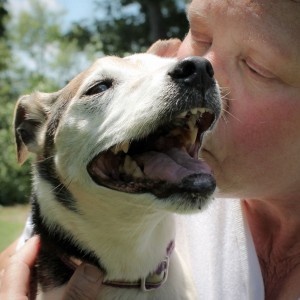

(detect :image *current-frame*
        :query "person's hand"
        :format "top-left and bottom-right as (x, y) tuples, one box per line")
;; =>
(0, 236), (40, 300)
(63, 263), (103, 299)
(0, 236), (104, 300)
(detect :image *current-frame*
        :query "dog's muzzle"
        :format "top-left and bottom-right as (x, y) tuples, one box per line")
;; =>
(87, 57), (221, 203)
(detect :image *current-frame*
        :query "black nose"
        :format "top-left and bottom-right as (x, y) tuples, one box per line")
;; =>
(168, 56), (214, 91)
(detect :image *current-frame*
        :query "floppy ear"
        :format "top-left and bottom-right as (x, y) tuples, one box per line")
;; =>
(14, 92), (59, 165)
(147, 39), (181, 57)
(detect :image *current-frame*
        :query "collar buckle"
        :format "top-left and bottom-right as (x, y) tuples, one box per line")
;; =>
(141, 256), (169, 292)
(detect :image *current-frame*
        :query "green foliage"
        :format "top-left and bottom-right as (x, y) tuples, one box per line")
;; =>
(0, 0), (88, 205)
(8, 0), (88, 92)
(0, 0), (8, 37)
(0, 80), (32, 205)
(66, 0), (188, 56)
(0, 0), (31, 205)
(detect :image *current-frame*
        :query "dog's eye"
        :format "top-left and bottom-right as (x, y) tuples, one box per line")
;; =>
(85, 81), (112, 96)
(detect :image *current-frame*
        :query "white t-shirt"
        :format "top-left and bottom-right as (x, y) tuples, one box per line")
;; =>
(19, 198), (264, 299)
(176, 198), (264, 299)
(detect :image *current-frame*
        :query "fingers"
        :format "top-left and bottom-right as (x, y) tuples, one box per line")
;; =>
(11, 236), (40, 267)
(0, 237), (103, 300)
(0, 238), (20, 270)
(63, 263), (103, 300)
(0, 236), (40, 299)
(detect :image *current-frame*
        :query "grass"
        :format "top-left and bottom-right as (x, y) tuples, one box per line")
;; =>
(0, 204), (30, 251)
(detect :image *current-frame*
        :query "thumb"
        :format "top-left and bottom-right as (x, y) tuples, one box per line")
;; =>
(63, 263), (103, 300)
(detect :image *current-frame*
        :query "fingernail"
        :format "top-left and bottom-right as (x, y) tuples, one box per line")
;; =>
(83, 264), (102, 283)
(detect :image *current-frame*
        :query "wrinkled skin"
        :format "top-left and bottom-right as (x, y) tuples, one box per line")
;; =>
(177, 1), (300, 299)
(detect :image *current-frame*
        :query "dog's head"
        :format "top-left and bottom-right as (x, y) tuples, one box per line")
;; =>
(14, 40), (221, 214)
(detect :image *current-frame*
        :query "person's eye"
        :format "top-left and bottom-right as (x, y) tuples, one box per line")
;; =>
(85, 80), (113, 96)
(243, 58), (276, 80)
(190, 30), (212, 55)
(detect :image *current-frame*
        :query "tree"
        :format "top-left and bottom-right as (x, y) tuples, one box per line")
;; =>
(0, 0), (31, 205)
(0, 0), (7, 37)
(0, 0), (11, 71)
(66, 0), (188, 55)
(8, 0), (92, 93)
(0, 0), (92, 205)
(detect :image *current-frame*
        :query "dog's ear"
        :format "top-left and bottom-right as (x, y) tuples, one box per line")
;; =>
(147, 39), (181, 57)
(14, 92), (59, 164)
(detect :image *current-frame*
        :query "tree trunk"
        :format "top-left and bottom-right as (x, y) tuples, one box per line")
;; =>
(144, 2), (167, 42)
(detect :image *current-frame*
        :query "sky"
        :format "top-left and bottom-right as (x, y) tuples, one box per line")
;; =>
(7, 0), (97, 29)
(55, 0), (96, 27)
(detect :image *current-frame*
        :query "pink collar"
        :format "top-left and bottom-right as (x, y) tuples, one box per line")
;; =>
(60, 240), (175, 292)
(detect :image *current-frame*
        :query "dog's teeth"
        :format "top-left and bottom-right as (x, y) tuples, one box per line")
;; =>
(132, 167), (144, 178)
(178, 111), (187, 118)
(187, 120), (194, 130)
(121, 142), (130, 154)
(199, 108), (213, 114)
(190, 127), (198, 144)
(111, 146), (119, 155)
(124, 155), (143, 177)
(124, 155), (133, 170)
(188, 116), (197, 130)
(111, 142), (130, 154)
(191, 108), (198, 115)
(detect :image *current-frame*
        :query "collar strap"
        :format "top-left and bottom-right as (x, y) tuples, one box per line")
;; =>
(103, 255), (170, 291)
(60, 240), (175, 292)
(103, 240), (175, 291)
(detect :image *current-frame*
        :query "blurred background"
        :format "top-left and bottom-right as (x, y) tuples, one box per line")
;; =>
(0, 0), (188, 250)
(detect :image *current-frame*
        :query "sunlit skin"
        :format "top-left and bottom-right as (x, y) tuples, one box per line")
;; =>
(178, 0), (300, 299)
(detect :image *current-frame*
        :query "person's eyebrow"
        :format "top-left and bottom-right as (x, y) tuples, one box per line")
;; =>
(186, 4), (210, 26)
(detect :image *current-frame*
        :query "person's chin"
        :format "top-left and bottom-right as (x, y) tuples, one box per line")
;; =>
(200, 148), (218, 174)
(200, 148), (230, 197)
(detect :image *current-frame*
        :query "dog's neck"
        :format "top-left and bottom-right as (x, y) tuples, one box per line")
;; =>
(35, 181), (176, 281)
(59, 239), (175, 291)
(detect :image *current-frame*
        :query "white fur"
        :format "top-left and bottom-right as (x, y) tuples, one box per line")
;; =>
(29, 53), (216, 299)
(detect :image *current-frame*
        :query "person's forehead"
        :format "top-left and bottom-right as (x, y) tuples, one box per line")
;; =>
(188, 0), (300, 25)
(187, 0), (300, 54)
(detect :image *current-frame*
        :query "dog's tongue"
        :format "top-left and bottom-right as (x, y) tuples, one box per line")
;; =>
(134, 147), (212, 185)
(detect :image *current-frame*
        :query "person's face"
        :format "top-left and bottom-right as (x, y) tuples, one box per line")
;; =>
(178, 0), (300, 200)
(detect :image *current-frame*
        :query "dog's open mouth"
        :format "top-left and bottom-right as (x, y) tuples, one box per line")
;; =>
(87, 108), (216, 198)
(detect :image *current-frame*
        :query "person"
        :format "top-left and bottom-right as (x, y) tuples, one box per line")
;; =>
(0, 236), (103, 300)
(1, 0), (300, 299)
(176, 0), (300, 299)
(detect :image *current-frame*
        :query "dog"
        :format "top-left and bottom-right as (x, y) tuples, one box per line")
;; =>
(14, 40), (221, 299)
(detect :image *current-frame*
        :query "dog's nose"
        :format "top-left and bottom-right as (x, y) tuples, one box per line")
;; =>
(168, 56), (214, 90)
